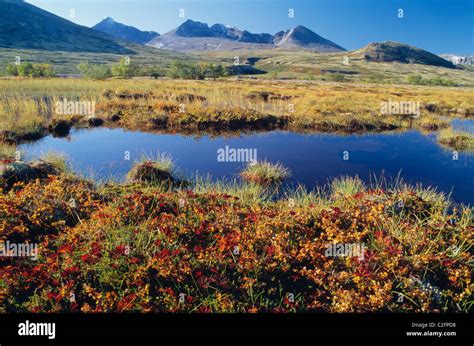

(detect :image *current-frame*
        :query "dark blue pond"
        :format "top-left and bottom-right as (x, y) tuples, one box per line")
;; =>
(19, 128), (474, 204)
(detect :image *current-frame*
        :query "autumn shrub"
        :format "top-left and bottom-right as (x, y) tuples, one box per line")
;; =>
(0, 174), (471, 313)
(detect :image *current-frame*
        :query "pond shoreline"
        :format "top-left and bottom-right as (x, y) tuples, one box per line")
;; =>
(2, 79), (473, 148)
(16, 127), (474, 205)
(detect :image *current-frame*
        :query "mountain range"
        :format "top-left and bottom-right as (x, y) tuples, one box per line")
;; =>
(100, 19), (456, 69)
(92, 17), (159, 45)
(439, 54), (474, 66)
(147, 19), (346, 52)
(0, 1), (466, 71)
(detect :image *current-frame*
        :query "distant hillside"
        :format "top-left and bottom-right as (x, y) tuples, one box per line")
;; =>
(0, 0), (133, 54)
(274, 25), (345, 52)
(92, 17), (159, 45)
(148, 19), (344, 52)
(358, 42), (455, 69)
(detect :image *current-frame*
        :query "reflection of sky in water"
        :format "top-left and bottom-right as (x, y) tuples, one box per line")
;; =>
(451, 119), (474, 134)
(20, 128), (474, 204)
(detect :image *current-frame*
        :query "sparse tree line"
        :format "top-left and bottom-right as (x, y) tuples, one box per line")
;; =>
(3, 58), (229, 80)
(166, 61), (228, 79)
(77, 57), (166, 80)
(77, 59), (228, 80)
(5, 62), (55, 77)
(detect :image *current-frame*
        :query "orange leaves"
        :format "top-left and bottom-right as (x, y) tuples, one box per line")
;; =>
(0, 177), (472, 313)
(0, 175), (99, 241)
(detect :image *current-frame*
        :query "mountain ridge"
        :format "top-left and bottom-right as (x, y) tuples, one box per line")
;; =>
(92, 17), (159, 45)
(440, 54), (474, 66)
(274, 25), (345, 51)
(147, 19), (345, 52)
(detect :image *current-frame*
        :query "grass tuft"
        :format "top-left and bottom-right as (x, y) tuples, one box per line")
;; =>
(126, 152), (175, 184)
(40, 151), (70, 173)
(139, 152), (174, 173)
(240, 161), (291, 186)
(330, 175), (366, 198)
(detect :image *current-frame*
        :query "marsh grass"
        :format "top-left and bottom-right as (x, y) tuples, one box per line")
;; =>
(415, 115), (450, 131)
(39, 151), (70, 173)
(138, 152), (174, 173)
(330, 175), (366, 198)
(240, 161), (291, 186)
(0, 95), (48, 136)
(437, 128), (474, 151)
(282, 184), (331, 210)
(1, 79), (473, 142)
(0, 143), (16, 160)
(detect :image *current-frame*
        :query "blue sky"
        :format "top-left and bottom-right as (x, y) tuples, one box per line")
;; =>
(27, 0), (473, 54)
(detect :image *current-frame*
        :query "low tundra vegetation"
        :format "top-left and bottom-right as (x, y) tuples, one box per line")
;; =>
(0, 162), (472, 313)
(406, 74), (459, 87)
(437, 128), (474, 151)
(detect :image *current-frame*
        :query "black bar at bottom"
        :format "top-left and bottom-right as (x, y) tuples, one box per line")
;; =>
(0, 313), (471, 345)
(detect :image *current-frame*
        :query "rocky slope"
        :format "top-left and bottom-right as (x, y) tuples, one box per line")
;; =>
(92, 17), (159, 45)
(147, 19), (345, 52)
(359, 42), (455, 68)
(0, 0), (132, 53)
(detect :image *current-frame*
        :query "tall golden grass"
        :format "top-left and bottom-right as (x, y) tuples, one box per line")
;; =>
(0, 78), (473, 137)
